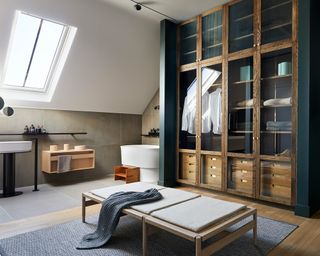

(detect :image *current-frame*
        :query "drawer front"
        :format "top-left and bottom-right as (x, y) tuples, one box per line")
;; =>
(204, 172), (222, 186)
(261, 174), (291, 187)
(232, 178), (252, 192)
(232, 169), (253, 179)
(261, 163), (291, 176)
(232, 159), (254, 171)
(182, 153), (196, 164)
(206, 155), (222, 168)
(261, 184), (291, 199)
(183, 168), (196, 181)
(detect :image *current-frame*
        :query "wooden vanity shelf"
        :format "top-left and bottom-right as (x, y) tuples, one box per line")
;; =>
(41, 149), (95, 173)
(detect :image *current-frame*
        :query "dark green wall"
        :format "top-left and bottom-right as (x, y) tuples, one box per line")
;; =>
(295, 0), (320, 217)
(159, 19), (177, 187)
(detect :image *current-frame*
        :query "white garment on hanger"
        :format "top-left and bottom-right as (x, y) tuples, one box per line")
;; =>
(181, 79), (197, 134)
(209, 88), (222, 134)
(181, 67), (222, 135)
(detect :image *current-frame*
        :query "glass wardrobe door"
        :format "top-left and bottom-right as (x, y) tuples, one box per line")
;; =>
(202, 9), (223, 60)
(200, 64), (223, 189)
(229, 0), (253, 53)
(179, 69), (197, 150)
(200, 64), (222, 152)
(261, 0), (292, 45)
(180, 20), (197, 65)
(228, 57), (254, 154)
(260, 49), (292, 156)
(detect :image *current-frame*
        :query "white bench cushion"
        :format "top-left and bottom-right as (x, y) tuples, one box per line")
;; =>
(131, 188), (200, 214)
(91, 182), (165, 199)
(150, 196), (246, 232)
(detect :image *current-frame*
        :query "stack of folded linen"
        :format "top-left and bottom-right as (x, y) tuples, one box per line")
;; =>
(266, 121), (292, 131)
(263, 97), (292, 107)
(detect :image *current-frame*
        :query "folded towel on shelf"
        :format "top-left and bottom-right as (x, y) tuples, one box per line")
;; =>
(236, 99), (253, 107)
(266, 121), (292, 131)
(263, 97), (292, 107)
(57, 155), (72, 173)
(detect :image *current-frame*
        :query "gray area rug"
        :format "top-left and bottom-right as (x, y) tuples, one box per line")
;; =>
(0, 215), (297, 256)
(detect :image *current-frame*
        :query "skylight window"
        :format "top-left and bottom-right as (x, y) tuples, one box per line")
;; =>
(1, 11), (76, 97)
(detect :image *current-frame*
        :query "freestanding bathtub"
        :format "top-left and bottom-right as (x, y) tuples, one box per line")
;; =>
(120, 144), (159, 183)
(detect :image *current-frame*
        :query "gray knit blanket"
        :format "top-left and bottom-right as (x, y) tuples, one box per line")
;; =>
(77, 188), (163, 249)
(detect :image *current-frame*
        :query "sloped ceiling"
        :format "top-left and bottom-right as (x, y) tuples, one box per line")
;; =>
(0, 0), (160, 114)
(0, 0), (230, 114)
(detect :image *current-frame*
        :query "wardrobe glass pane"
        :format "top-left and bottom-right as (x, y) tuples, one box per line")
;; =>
(260, 49), (292, 156)
(261, 0), (292, 45)
(260, 161), (291, 201)
(180, 21), (197, 65)
(229, 0), (253, 53)
(200, 154), (222, 189)
(179, 69), (197, 150)
(202, 10), (223, 60)
(228, 57), (253, 154)
(201, 64), (222, 152)
(227, 157), (254, 195)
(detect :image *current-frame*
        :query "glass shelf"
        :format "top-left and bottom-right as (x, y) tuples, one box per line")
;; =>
(229, 0), (253, 53)
(202, 9), (223, 60)
(180, 21), (197, 65)
(261, 0), (292, 44)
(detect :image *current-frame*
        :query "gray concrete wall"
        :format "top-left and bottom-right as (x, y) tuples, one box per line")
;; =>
(0, 108), (141, 188)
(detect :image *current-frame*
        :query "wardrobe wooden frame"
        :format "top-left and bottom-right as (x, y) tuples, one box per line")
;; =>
(176, 0), (298, 206)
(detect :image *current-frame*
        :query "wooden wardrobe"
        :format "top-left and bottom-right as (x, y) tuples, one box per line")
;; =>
(176, 0), (297, 206)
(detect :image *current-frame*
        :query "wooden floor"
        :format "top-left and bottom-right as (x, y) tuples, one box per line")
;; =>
(0, 185), (319, 256)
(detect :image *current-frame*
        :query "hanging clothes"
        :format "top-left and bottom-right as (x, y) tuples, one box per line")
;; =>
(181, 78), (197, 134)
(209, 87), (222, 134)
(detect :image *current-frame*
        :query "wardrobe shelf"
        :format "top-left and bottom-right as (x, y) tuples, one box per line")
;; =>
(262, 104), (292, 108)
(261, 74), (292, 81)
(262, 0), (292, 13)
(262, 21), (292, 33)
(261, 130), (291, 134)
(233, 79), (254, 85)
(202, 24), (223, 33)
(230, 33), (254, 42)
(233, 13), (253, 23)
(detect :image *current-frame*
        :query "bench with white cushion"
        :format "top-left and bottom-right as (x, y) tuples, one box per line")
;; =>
(82, 182), (257, 256)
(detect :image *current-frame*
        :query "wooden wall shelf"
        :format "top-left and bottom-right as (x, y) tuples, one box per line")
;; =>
(41, 149), (95, 174)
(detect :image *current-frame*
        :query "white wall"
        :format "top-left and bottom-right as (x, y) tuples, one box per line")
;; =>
(0, 0), (160, 114)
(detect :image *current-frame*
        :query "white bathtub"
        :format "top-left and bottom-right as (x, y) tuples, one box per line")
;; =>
(120, 144), (159, 183)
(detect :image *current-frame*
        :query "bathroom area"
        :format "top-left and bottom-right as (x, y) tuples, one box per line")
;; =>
(0, 90), (160, 223)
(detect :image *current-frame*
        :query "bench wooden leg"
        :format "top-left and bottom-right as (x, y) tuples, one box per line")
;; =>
(82, 195), (86, 223)
(195, 236), (202, 256)
(253, 211), (257, 245)
(142, 217), (148, 256)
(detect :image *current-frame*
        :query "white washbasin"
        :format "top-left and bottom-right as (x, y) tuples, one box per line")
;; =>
(0, 141), (32, 153)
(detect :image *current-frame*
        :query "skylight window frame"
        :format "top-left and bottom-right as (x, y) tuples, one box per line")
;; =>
(1, 10), (71, 93)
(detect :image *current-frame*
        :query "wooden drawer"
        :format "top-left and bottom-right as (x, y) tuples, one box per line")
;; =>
(205, 155), (222, 168)
(183, 168), (196, 181)
(232, 159), (254, 171)
(204, 172), (221, 186)
(181, 153), (196, 164)
(232, 169), (253, 179)
(232, 178), (252, 193)
(261, 173), (291, 187)
(261, 183), (291, 199)
(261, 162), (291, 176)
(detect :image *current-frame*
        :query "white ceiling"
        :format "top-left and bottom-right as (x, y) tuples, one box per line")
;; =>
(102, 0), (230, 23)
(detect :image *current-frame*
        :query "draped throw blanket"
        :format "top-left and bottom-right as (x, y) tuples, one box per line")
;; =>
(77, 188), (163, 249)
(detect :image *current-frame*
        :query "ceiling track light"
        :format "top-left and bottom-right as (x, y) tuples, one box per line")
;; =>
(134, 4), (142, 11)
(129, 0), (178, 23)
